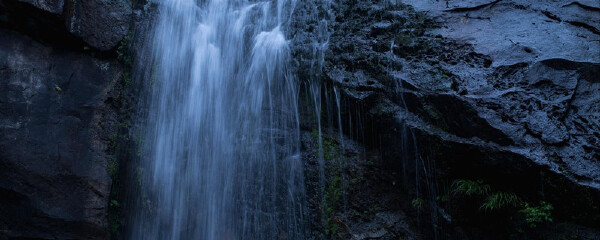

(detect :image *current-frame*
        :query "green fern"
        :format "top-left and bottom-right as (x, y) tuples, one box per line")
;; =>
(452, 179), (491, 196)
(481, 192), (522, 211)
(520, 201), (553, 227)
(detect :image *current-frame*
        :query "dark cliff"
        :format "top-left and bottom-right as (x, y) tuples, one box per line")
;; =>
(0, 0), (137, 238)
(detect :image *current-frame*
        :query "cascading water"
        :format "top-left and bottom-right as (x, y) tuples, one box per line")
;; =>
(130, 0), (304, 239)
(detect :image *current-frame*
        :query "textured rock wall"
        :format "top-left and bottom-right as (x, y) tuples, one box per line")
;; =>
(291, 0), (600, 238)
(5, 0), (133, 51)
(0, 29), (121, 239)
(0, 0), (135, 238)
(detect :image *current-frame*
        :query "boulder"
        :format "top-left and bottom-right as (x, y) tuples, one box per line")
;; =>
(0, 28), (123, 239)
(4, 0), (133, 50)
(65, 0), (133, 50)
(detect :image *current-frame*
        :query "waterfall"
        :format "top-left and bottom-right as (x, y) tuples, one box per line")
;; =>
(130, 0), (304, 239)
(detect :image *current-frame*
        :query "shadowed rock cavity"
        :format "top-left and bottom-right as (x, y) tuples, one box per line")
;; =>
(1, 0), (132, 51)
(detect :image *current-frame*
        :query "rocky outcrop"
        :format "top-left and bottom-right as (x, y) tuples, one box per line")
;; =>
(403, 0), (600, 65)
(0, 28), (127, 239)
(0, 0), (143, 236)
(1, 0), (132, 50)
(318, 0), (600, 191)
(64, 0), (133, 51)
(394, 0), (600, 189)
(291, 0), (600, 238)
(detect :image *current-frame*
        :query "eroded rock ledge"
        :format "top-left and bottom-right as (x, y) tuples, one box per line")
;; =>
(292, 0), (599, 238)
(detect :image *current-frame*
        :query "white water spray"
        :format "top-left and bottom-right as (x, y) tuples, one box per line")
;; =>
(130, 0), (304, 239)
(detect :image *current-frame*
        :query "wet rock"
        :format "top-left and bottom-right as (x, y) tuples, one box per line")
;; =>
(303, 0), (600, 193)
(17, 0), (62, 14)
(401, 0), (600, 66)
(66, 0), (132, 50)
(291, 0), (600, 238)
(301, 130), (417, 240)
(0, 29), (123, 239)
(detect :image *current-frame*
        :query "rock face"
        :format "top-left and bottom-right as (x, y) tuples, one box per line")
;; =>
(0, 26), (125, 240)
(2, 0), (133, 50)
(320, 0), (600, 191)
(395, 0), (600, 189)
(301, 130), (417, 240)
(64, 0), (133, 51)
(402, 0), (600, 66)
(0, 0), (140, 236)
(291, 0), (600, 238)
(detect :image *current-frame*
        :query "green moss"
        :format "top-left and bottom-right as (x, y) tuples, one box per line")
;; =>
(117, 32), (133, 100)
(326, 176), (343, 211)
(311, 129), (319, 141)
(324, 173), (343, 237)
(109, 196), (121, 238)
(117, 33), (132, 66)
(109, 132), (118, 152)
(324, 216), (340, 236)
(107, 123), (129, 239)
(312, 129), (339, 160)
(107, 158), (119, 180)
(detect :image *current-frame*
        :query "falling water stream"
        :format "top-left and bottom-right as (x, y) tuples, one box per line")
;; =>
(130, 0), (305, 239)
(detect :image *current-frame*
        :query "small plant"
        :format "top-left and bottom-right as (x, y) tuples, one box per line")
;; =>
(311, 129), (319, 141)
(54, 84), (63, 93)
(322, 138), (338, 160)
(452, 179), (491, 196)
(109, 198), (121, 237)
(324, 217), (340, 236)
(481, 192), (521, 211)
(123, 70), (131, 86)
(326, 176), (342, 213)
(117, 34), (132, 66)
(324, 169), (343, 237)
(117, 32), (133, 88)
(411, 197), (425, 211)
(109, 132), (118, 152)
(520, 201), (553, 227)
(436, 194), (450, 203)
(107, 158), (119, 180)
(377, 103), (386, 112)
